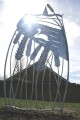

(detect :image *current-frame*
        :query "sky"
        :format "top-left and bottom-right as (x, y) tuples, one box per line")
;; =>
(0, 0), (80, 84)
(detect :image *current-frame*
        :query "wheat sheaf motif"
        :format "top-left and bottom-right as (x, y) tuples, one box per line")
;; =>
(4, 4), (69, 111)
(14, 5), (68, 70)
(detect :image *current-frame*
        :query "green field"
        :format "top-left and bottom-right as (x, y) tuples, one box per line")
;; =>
(0, 97), (80, 115)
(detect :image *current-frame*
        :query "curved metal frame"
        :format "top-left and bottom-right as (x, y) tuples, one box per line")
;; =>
(4, 4), (69, 111)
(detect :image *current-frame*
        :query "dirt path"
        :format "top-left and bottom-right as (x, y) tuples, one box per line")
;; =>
(0, 107), (80, 120)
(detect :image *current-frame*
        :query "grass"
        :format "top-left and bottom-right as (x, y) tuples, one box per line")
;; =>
(0, 97), (80, 115)
(64, 102), (80, 115)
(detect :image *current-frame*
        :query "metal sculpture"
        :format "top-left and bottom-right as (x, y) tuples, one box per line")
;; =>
(4, 4), (69, 111)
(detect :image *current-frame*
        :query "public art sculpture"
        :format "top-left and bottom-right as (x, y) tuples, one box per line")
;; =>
(4, 4), (69, 111)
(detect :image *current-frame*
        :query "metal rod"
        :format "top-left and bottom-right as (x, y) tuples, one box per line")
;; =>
(4, 29), (17, 105)
(35, 71), (39, 110)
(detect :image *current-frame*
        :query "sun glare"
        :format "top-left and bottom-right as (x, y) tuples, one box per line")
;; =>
(1, 0), (47, 77)
(23, 15), (36, 26)
(3, 0), (47, 28)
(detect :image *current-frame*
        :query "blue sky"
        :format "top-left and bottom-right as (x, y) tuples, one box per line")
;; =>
(0, 0), (80, 84)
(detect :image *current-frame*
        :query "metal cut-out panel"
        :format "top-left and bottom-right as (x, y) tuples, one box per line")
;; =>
(4, 4), (69, 111)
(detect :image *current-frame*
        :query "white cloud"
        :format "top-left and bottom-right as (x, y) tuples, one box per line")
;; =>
(64, 19), (80, 47)
(69, 70), (80, 84)
(70, 55), (80, 72)
(70, 78), (80, 84)
(76, 74), (80, 77)
(63, 19), (80, 84)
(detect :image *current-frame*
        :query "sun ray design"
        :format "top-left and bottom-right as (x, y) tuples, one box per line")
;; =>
(4, 4), (69, 111)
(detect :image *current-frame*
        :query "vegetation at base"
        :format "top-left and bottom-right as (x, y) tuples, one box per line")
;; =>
(64, 102), (80, 115)
(0, 97), (80, 115)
